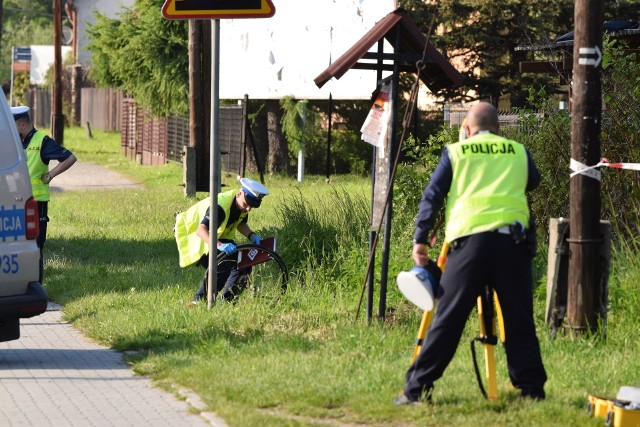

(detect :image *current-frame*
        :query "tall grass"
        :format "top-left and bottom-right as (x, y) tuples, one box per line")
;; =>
(41, 127), (640, 426)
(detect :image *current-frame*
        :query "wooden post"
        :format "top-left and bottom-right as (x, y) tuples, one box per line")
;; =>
(240, 94), (248, 177)
(70, 64), (82, 127)
(187, 21), (201, 197)
(52, 0), (65, 145)
(183, 146), (196, 197)
(567, 0), (604, 335)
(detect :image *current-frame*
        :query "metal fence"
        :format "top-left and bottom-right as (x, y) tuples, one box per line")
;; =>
(444, 103), (543, 133)
(119, 98), (244, 171)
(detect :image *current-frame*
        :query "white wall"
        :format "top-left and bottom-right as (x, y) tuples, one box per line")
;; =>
(219, 0), (397, 100)
(76, 0), (396, 100)
(76, 0), (135, 66)
(30, 45), (73, 85)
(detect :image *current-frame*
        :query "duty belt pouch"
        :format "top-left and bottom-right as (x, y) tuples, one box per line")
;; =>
(508, 221), (526, 244)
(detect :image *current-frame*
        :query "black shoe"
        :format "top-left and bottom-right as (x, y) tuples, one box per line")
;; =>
(519, 388), (546, 400)
(393, 394), (420, 406)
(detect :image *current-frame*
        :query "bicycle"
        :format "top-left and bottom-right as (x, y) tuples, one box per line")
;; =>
(213, 237), (288, 300)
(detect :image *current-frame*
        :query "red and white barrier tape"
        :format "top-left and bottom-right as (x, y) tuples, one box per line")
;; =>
(570, 158), (640, 180)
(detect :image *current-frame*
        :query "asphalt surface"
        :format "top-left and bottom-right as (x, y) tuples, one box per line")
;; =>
(0, 163), (227, 427)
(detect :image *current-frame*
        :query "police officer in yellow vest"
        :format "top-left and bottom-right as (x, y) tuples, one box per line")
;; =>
(180, 178), (269, 306)
(11, 106), (77, 283)
(395, 102), (546, 405)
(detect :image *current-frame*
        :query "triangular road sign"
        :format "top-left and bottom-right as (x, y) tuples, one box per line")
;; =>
(162, 0), (275, 20)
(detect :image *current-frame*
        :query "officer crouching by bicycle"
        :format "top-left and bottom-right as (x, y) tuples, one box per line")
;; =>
(175, 177), (269, 306)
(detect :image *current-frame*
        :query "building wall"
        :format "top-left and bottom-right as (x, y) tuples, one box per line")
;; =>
(76, 0), (135, 66)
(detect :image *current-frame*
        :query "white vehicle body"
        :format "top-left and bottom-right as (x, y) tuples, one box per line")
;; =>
(0, 96), (48, 342)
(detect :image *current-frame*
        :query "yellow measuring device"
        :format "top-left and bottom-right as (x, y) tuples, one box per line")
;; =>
(409, 241), (505, 400)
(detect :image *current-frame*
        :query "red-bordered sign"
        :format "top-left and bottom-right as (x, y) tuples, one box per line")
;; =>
(162, 0), (275, 20)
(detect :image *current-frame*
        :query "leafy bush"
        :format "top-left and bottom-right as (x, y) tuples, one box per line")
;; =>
(279, 97), (374, 175)
(599, 39), (640, 239)
(508, 41), (640, 243)
(392, 39), (640, 253)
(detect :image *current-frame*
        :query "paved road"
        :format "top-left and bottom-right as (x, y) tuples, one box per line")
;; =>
(0, 163), (227, 427)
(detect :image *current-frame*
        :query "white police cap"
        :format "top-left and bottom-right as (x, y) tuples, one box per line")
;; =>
(239, 177), (269, 207)
(10, 106), (30, 121)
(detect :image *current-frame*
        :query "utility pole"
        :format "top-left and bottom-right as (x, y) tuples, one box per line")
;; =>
(52, 0), (64, 145)
(567, 0), (604, 335)
(187, 21), (203, 197)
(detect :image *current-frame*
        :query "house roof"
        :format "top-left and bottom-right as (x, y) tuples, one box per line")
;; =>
(515, 20), (640, 52)
(314, 8), (464, 93)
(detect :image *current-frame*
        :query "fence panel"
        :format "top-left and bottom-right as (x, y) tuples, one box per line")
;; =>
(119, 98), (244, 170)
(219, 106), (244, 175)
(25, 88), (51, 130)
(81, 88), (122, 132)
(120, 99), (139, 162)
(167, 116), (190, 163)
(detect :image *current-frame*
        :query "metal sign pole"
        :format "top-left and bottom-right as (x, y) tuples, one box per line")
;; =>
(10, 47), (15, 106)
(207, 19), (221, 309)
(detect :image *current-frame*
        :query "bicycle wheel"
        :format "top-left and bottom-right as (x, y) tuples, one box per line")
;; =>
(216, 244), (288, 297)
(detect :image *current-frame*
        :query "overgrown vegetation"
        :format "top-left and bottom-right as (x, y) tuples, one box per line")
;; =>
(399, 0), (640, 106)
(44, 127), (640, 426)
(86, 0), (189, 116)
(278, 97), (375, 175)
(391, 42), (640, 248)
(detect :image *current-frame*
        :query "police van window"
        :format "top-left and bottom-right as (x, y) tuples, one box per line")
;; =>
(0, 102), (21, 170)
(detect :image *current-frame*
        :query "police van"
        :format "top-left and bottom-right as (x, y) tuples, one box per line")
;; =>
(0, 96), (48, 342)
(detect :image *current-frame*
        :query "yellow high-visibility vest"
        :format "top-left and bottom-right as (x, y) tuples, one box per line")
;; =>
(216, 190), (247, 240)
(25, 131), (50, 202)
(174, 190), (247, 267)
(445, 132), (530, 242)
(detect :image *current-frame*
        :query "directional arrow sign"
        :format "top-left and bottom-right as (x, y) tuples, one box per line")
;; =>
(162, 0), (275, 19)
(578, 46), (602, 67)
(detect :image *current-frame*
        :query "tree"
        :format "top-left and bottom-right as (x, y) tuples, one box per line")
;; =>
(265, 100), (287, 173)
(398, 0), (575, 107)
(398, 0), (640, 107)
(0, 0), (54, 85)
(86, 0), (189, 116)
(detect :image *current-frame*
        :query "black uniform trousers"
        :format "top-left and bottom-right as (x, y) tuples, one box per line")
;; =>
(404, 231), (547, 399)
(36, 201), (49, 284)
(194, 250), (250, 302)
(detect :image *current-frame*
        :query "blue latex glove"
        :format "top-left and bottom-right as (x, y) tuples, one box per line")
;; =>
(249, 233), (262, 245)
(218, 242), (237, 255)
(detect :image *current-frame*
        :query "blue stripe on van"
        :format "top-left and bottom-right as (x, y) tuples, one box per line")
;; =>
(0, 205), (25, 241)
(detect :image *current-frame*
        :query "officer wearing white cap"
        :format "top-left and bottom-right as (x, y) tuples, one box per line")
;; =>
(11, 106), (77, 283)
(183, 177), (269, 306)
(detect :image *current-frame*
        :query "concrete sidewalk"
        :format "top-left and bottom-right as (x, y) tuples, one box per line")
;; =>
(49, 161), (144, 192)
(0, 305), (224, 426)
(0, 164), (228, 427)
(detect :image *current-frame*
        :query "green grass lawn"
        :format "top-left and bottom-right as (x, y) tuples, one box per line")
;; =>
(41, 127), (640, 426)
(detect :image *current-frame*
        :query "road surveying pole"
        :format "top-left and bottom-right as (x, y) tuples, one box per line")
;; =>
(410, 242), (449, 363)
(410, 242), (504, 400)
(471, 286), (503, 400)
